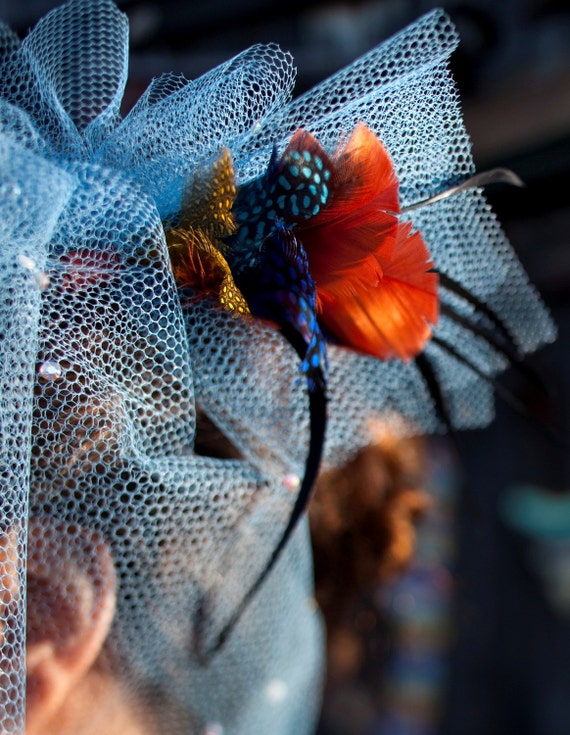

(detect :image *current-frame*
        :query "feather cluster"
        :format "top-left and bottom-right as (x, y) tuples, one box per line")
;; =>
(292, 123), (438, 361)
(166, 122), (439, 364)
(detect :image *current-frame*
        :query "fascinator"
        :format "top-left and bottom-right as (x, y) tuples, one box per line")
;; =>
(0, 1), (555, 733)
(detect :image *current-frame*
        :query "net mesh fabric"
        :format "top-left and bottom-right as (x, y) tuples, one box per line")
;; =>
(0, 1), (555, 734)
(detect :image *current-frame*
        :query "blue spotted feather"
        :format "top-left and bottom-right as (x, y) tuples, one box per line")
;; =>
(232, 220), (327, 389)
(196, 141), (331, 658)
(229, 131), (332, 262)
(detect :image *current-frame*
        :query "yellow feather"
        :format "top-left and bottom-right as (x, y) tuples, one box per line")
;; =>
(165, 149), (249, 316)
(179, 147), (237, 241)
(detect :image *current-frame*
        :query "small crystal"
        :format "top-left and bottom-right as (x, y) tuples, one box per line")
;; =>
(203, 724), (224, 735)
(38, 360), (62, 381)
(307, 596), (319, 612)
(283, 473), (300, 492)
(1, 182), (22, 199)
(18, 254), (36, 271)
(265, 678), (288, 703)
(36, 272), (50, 291)
(17, 254), (50, 291)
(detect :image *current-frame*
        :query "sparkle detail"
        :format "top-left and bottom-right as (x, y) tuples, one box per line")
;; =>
(38, 360), (62, 381)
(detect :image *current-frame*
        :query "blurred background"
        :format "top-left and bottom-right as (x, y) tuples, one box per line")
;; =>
(3, 1), (569, 733)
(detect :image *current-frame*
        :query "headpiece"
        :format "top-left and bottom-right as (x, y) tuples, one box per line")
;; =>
(0, 1), (555, 733)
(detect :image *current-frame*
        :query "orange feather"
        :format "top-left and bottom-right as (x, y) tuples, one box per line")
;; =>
(318, 222), (438, 361)
(293, 123), (438, 361)
(297, 123), (401, 297)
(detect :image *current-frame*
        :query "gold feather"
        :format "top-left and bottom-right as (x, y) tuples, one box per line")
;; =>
(166, 149), (249, 316)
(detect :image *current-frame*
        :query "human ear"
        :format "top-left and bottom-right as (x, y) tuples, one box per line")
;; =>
(25, 519), (117, 735)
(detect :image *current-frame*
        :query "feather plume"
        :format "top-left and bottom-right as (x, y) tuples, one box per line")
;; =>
(318, 222), (438, 361)
(291, 123), (439, 360)
(166, 149), (249, 315)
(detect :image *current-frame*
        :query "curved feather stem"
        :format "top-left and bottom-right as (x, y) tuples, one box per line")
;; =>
(431, 334), (541, 421)
(193, 359), (327, 662)
(415, 351), (483, 518)
(438, 271), (514, 344)
(399, 168), (524, 214)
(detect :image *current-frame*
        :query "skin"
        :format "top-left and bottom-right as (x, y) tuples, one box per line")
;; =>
(26, 666), (150, 735)
(4, 519), (158, 735)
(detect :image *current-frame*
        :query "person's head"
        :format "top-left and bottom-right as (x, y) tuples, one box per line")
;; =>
(1, 2), (556, 734)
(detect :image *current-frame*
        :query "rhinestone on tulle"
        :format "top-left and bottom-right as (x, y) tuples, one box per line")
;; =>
(282, 473), (300, 492)
(18, 253), (50, 291)
(265, 678), (288, 703)
(38, 360), (62, 380)
(203, 724), (224, 735)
